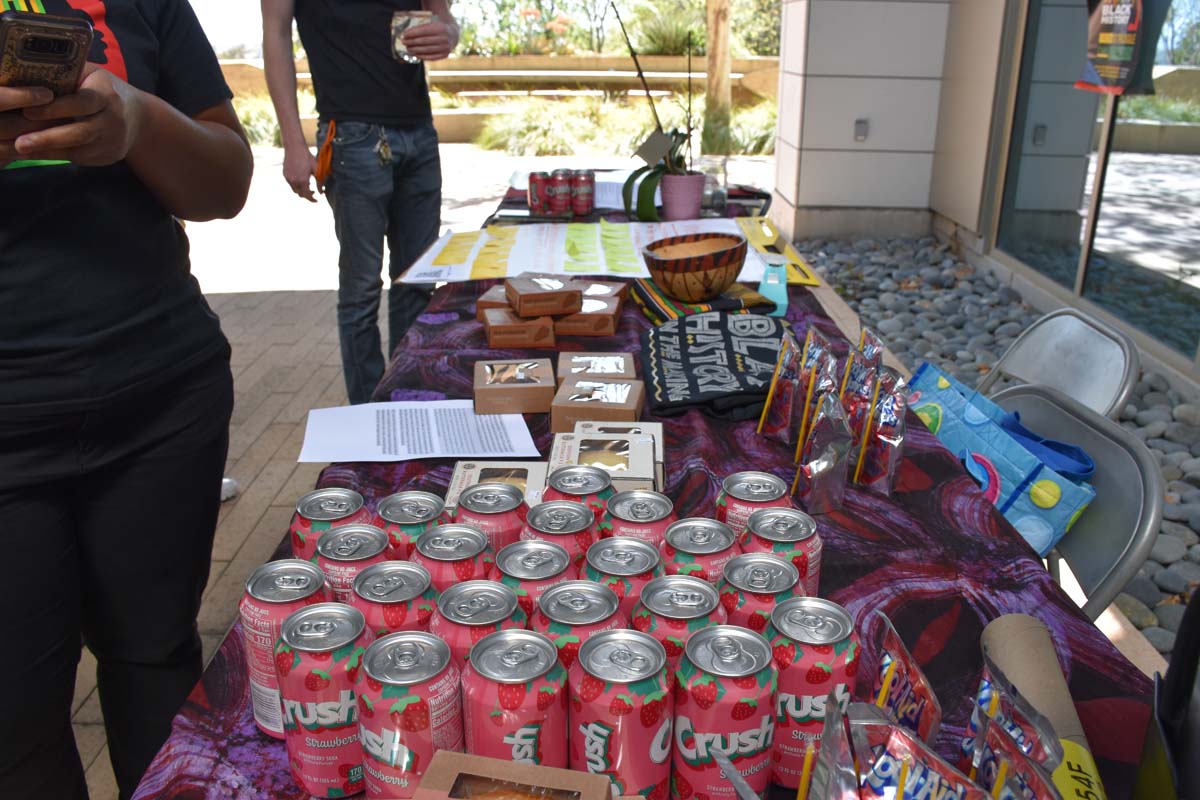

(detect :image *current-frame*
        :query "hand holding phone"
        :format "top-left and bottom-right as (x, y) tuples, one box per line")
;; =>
(0, 11), (93, 96)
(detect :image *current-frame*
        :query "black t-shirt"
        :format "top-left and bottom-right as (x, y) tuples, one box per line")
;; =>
(295, 0), (433, 127)
(0, 0), (233, 415)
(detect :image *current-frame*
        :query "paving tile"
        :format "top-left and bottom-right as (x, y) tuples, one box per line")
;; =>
(73, 688), (103, 725)
(84, 745), (119, 800)
(210, 457), (295, 562)
(226, 391), (289, 462)
(276, 365), (342, 425)
(272, 462), (326, 509)
(73, 722), (108, 769)
(227, 423), (294, 491)
(73, 646), (98, 716)
(198, 505), (295, 635)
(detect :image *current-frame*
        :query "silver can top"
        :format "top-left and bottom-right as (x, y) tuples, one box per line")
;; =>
(280, 603), (365, 653)
(316, 524), (389, 562)
(495, 540), (572, 581)
(686, 626), (773, 677)
(547, 465), (612, 496)
(747, 508), (817, 543)
(296, 488), (365, 521)
(586, 537), (660, 576)
(537, 580), (619, 625)
(526, 501), (594, 536)
(245, 559), (326, 604)
(639, 575), (719, 619)
(363, 631), (452, 686)
(352, 561), (432, 605)
(377, 491), (445, 525)
(665, 518), (736, 555)
(458, 483), (524, 515)
(722, 553), (799, 595)
(437, 581), (518, 626)
(469, 629), (558, 683)
(770, 597), (855, 645)
(721, 472), (788, 504)
(414, 524), (489, 561)
(607, 490), (673, 523)
(579, 630), (666, 683)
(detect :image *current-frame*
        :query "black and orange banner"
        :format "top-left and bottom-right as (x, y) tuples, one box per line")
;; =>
(1075, 0), (1169, 95)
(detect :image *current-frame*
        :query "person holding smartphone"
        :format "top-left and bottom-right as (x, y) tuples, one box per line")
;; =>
(0, 3), (252, 799)
(262, 0), (458, 404)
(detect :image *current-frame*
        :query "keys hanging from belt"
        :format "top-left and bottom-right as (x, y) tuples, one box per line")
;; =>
(374, 132), (393, 166)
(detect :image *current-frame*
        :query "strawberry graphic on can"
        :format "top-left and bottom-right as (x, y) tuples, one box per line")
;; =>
(429, 581), (528, 666)
(672, 626), (777, 800)
(530, 580), (627, 669)
(290, 488), (372, 563)
(568, 630), (673, 798)
(763, 597), (858, 788)
(463, 630), (568, 767)
(542, 465), (614, 519)
(275, 603), (368, 798)
(357, 631), (464, 798)
(411, 524), (494, 593)
(602, 490), (676, 545)
(740, 508), (823, 595)
(584, 536), (665, 618)
(717, 553), (801, 634)
(659, 519), (742, 584)
(495, 540), (578, 621)
(349, 561), (439, 642)
(455, 483), (529, 552)
(520, 500), (600, 570)
(372, 490), (450, 559)
(316, 524), (390, 603)
(632, 576), (727, 667)
(714, 472), (791, 537)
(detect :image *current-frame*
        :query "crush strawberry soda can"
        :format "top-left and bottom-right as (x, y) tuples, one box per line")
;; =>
(672, 626), (778, 800)
(454, 482), (528, 552)
(357, 631), (464, 798)
(714, 472), (791, 537)
(290, 487), (371, 563)
(410, 524), (494, 593)
(372, 490), (449, 559)
(521, 500), (599, 569)
(530, 580), (627, 668)
(350, 561), (439, 641)
(583, 536), (665, 618)
(495, 539), (578, 619)
(717, 553), (802, 633)
(240, 559), (331, 739)
(462, 629), (569, 767)
(315, 524), (390, 602)
(763, 597), (859, 787)
(569, 630), (673, 799)
(275, 603), (368, 798)
(542, 464), (614, 518)
(429, 580), (528, 666)
(602, 490), (676, 545)
(741, 508), (823, 595)
(632, 575), (727, 666)
(660, 518), (742, 584)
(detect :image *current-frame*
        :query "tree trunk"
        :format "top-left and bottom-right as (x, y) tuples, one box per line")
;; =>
(703, 0), (732, 155)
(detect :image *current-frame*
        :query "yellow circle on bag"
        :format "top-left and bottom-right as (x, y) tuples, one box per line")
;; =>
(1030, 479), (1062, 509)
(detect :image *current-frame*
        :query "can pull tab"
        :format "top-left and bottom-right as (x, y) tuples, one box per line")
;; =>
(710, 635), (745, 663)
(387, 642), (424, 671)
(746, 567), (774, 590)
(600, 548), (634, 566)
(741, 481), (774, 496)
(474, 493), (504, 507)
(296, 619), (337, 638)
(608, 646), (649, 673)
(366, 575), (406, 598)
(398, 501), (431, 519)
(274, 574), (313, 591)
(668, 591), (704, 608)
(426, 535), (464, 552)
(558, 475), (586, 489)
(541, 509), (577, 531)
(555, 592), (592, 612)
(331, 534), (368, 557)
(500, 643), (540, 667)
(456, 595), (498, 618)
(520, 550), (553, 568)
(786, 610), (835, 638)
(688, 528), (713, 545)
(319, 498), (352, 514)
(629, 502), (653, 520)
(770, 518), (796, 534)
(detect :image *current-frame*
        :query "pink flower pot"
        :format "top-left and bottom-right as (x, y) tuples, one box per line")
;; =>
(660, 172), (706, 221)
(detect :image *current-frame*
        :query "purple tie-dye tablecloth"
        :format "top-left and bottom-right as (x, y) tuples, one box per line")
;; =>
(135, 281), (1153, 800)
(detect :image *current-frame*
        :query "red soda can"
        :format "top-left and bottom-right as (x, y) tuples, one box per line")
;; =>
(495, 539), (578, 620)
(741, 508), (823, 595)
(631, 575), (727, 666)
(571, 169), (595, 217)
(601, 490), (676, 544)
(275, 603), (368, 798)
(240, 559), (330, 739)
(764, 597), (859, 787)
(530, 580), (627, 668)
(672, 626), (778, 800)
(290, 487), (371, 562)
(373, 490), (449, 559)
(429, 580), (528, 666)
(521, 500), (599, 569)
(714, 472), (792, 536)
(454, 483), (528, 552)
(542, 465), (615, 518)
(583, 536), (664, 618)
(528, 171), (550, 216)
(548, 168), (573, 215)
(717, 553), (802, 634)
(568, 630), (673, 797)
(357, 631), (464, 798)
(462, 629), (569, 766)
(316, 524), (390, 602)
(410, 523), (494, 592)
(350, 561), (439, 641)
(660, 518), (742, 584)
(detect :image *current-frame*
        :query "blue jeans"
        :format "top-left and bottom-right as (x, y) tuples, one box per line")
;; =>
(319, 120), (440, 404)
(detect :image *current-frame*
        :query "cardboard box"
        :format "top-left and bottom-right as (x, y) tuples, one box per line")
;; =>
(476, 284), (511, 322)
(548, 432), (657, 492)
(505, 273), (583, 318)
(415, 751), (610, 800)
(555, 352), (637, 386)
(574, 420), (664, 487)
(553, 296), (622, 337)
(473, 358), (556, 414)
(550, 378), (644, 434)
(573, 278), (628, 300)
(445, 460), (549, 507)
(483, 308), (555, 349)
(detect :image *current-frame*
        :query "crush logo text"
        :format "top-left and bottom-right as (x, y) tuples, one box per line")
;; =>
(777, 684), (850, 724)
(283, 689), (356, 731)
(675, 714), (774, 766)
(504, 723), (543, 763)
(360, 724), (416, 769)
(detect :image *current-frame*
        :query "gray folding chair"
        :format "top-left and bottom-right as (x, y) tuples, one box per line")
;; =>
(993, 384), (1163, 620)
(977, 308), (1140, 419)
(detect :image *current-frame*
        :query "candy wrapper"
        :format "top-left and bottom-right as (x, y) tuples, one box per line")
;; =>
(806, 691), (859, 800)
(858, 327), (885, 366)
(853, 387), (906, 497)
(974, 717), (1063, 800)
(795, 349), (838, 453)
(757, 330), (803, 442)
(857, 610), (942, 743)
(848, 704), (987, 800)
(839, 350), (878, 444)
(960, 651), (1063, 774)
(791, 391), (852, 514)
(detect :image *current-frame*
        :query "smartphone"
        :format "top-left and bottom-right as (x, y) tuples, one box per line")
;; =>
(0, 11), (93, 96)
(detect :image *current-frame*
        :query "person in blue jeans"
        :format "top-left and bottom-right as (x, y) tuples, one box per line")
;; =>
(263, 0), (458, 404)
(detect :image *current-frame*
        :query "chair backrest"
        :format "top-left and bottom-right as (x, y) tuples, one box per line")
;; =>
(979, 308), (1140, 419)
(993, 384), (1163, 620)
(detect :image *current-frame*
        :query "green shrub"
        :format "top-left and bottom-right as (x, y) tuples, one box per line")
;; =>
(477, 98), (602, 155)
(235, 95), (281, 146)
(634, 6), (704, 55)
(730, 101), (777, 155)
(1118, 95), (1200, 123)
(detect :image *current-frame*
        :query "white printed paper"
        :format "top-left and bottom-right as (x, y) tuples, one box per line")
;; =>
(298, 400), (539, 463)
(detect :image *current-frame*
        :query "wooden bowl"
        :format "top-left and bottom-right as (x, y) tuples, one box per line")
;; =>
(642, 233), (747, 303)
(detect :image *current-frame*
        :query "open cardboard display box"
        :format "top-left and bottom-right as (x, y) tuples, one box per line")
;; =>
(415, 752), (612, 800)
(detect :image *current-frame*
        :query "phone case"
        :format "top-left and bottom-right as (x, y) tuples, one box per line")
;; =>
(0, 11), (93, 96)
